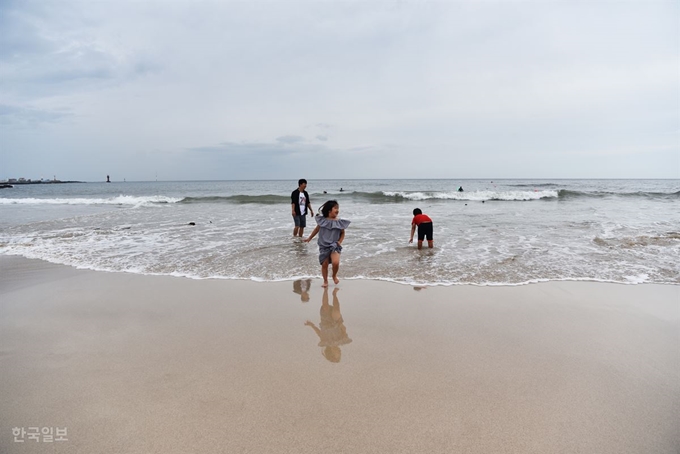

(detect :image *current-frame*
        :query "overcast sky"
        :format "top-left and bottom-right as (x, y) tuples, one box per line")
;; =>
(1, 0), (678, 181)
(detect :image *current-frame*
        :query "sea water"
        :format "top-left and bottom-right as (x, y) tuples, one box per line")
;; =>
(0, 179), (678, 286)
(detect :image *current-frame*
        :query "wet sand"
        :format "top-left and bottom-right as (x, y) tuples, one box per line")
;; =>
(1, 255), (678, 453)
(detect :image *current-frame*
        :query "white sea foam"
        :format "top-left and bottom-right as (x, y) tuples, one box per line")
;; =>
(0, 195), (182, 206)
(625, 274), (649, 284)
(382, 190), (558, 201)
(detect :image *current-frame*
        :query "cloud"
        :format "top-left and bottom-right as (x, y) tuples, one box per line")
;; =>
(560, 144), (679, 158)
(276, 135), (305, 144)
(190, 141), (288, 156)
(188, 139), (329, 158)
(0, 104), (72, 126)
(0, 0), (677, 180)
(0, 1), (161, 101)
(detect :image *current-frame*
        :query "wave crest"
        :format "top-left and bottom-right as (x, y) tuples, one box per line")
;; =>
(180, 194), (289, 204)
(0, 195), (182, 206)
(361, 190), (559, 202)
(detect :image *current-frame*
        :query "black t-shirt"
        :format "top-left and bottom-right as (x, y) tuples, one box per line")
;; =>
(291, 189), (311, 216)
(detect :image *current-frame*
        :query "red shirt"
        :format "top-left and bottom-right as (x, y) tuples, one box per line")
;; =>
(412, 214), (432, 226)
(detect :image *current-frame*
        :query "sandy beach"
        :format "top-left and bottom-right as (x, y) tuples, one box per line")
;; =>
(0, 255), (678, 454)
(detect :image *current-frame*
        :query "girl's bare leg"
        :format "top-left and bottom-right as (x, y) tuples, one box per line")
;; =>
(331, 252), (340, 285)
(321, 258), (329, 287)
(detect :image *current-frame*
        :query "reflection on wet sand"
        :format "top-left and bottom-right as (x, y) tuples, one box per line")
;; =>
(293, 279), (311, 302)
(305, 287), (352, 363)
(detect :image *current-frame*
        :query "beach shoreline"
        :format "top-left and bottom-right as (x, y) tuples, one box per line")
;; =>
(1, 255), (678, 453)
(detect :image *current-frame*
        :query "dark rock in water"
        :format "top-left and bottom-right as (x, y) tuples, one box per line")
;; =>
(188, 222), (196, 226)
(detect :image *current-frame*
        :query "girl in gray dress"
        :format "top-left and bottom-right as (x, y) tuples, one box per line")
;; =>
(303, 200), (351, 287)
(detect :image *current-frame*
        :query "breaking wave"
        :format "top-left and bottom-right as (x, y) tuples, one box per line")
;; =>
(557, 190), (680, 200)
(0, 195), (182, 206)
(3, 190), (677, 207)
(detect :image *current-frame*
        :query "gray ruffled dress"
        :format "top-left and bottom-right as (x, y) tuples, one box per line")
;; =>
(314, 215), (351, 264)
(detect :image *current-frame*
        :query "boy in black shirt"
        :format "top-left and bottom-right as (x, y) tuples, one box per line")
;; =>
(291, 179), (313, 237)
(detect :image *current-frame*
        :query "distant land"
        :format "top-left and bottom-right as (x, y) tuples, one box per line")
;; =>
(0, 178), (84, 185)
(0, 178), (84, 187)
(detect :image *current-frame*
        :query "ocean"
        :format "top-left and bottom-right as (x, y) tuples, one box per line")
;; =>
(0, 179), (678, 286)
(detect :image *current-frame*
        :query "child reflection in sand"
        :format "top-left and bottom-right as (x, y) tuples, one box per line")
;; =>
(292, 279), (311, 302)
(305, 287), (352, 363)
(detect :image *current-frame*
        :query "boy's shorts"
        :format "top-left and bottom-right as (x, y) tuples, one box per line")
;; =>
(293, 215), (307, 228)
(417, 222), (433, 241)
